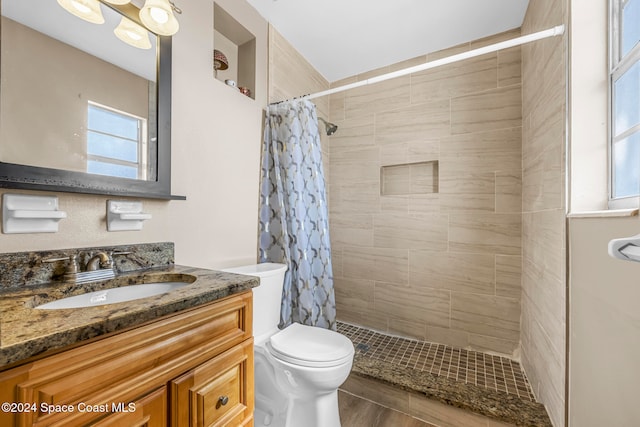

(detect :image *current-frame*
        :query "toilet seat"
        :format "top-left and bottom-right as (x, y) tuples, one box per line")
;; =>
(268, 323), (354, 368)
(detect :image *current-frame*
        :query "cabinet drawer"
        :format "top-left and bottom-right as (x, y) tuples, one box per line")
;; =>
(170, 339), (254, 427)
(89, 387), (167, 427)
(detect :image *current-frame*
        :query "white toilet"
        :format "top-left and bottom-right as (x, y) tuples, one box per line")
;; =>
(222, 263), (354, 427)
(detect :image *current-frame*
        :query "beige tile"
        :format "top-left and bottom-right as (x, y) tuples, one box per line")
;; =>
(342, 246), (408, 284)
(411, 53), (497, 104)
(498, 46), (522, 87)
(381, 195), (410, 214)
(470, 28), (522, 49)
(381, 164), (412, 196)
(329, 214), (374, 249)
(330, 182), (381, 215)
(330, 146), (380, 184)
(439, 172), (495, 212)
(388, 318), (428, 340)
(374, 282), (450, 328)
(522, 209), (565, 284)
(495, 171), (522, 213)
(332, 248), (343, 277)
(334, 277), (375, 312)
(424, 325), (470, 349)
(337, 309), (389, 332)
(410, 162), (439, 194)
(440, 127), (522, 175)
(357, 64), (391, 81)
(451, 86), (522, 135)
(409, 251), (495, 295)
(329, 114), (375, 151)
(329, 92), (345, 122)
(467, 333), (518, 357)
(495, 255), (522, 299)
(449, 213), (521, 255)
(374, 213), (448, 250)
(391, 54), (428, 72)
(345, 76), (411, 119)
(408, 194), (441, 214)
(426, 42), (471, 61)
(376, 100), (451, 145)
(331, 75), (358, 88)
(451, 293), (520, 341)
(268, 27), (329, 104)
(380, 143), (413, 166)
(379, 140), (440, 167)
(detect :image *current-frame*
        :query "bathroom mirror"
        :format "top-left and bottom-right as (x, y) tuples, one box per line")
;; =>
(0, 0), (182, 199)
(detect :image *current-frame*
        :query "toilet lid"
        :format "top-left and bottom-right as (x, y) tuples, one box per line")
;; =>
(269, 323), (354, 367)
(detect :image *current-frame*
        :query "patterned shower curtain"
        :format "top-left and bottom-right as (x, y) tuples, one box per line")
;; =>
(259, 99), (336, 330)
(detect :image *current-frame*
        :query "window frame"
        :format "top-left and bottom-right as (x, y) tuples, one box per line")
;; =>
(86, 101), (149, 180)
(609, 0), (640, 208)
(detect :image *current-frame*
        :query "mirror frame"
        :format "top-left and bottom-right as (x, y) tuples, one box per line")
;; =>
(0, 1), (184, 200)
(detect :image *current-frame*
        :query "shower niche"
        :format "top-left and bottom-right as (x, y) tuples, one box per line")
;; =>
(213, 2), (256, 99)
(380, 160), (439, 195)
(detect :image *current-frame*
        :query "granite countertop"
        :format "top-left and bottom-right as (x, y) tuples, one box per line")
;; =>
(0, 265), (259, 369)
(352, 354), (552, 427)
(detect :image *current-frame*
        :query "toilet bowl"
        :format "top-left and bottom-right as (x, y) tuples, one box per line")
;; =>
(222, 263), (354, 427)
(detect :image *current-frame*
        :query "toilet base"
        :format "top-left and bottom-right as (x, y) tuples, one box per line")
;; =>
(254, 390), (341, 427)
(284, 389), (341, 427)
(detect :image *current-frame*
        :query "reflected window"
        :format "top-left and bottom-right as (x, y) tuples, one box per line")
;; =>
(611, 0), (640, 203)
(86, 102), (147, 179)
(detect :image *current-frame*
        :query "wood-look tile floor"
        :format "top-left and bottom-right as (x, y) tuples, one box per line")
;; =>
(338, 391), (436, 427)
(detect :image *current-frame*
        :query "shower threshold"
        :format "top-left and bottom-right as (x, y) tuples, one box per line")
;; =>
(337, 321), (552, 427)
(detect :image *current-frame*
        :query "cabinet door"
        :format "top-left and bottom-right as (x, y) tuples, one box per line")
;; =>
(170, 339), (254, 427)
(89, 387), (167, 427)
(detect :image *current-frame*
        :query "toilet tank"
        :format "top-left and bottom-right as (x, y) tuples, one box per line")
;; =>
(221, 263), (287, 339)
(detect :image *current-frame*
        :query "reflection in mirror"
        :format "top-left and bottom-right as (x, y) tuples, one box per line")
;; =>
(0, 0), (157, 181)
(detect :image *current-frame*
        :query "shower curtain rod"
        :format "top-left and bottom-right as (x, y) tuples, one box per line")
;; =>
(271, 25), (565, 105)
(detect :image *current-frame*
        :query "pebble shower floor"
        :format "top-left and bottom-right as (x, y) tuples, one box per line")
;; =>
(337, 321), (536, 402)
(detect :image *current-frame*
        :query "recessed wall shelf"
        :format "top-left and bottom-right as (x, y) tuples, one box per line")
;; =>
(2, 193), (67, 234)
(381, 161), (439, 196)
(213, 2), (256, 99)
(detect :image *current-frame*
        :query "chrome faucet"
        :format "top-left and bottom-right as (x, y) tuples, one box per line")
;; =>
(85, 251), (113, 271)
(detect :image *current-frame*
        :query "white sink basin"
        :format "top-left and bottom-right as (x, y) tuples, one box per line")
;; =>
(35, 282), (190, 309)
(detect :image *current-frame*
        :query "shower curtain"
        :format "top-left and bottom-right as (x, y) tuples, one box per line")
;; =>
(259, 99), (336, 330)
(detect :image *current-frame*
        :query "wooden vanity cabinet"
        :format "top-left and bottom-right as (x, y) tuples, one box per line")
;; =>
(0, 292), (254, 427)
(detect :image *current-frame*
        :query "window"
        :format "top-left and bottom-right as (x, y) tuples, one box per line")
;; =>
(610, 0), (640, 206)
(86, 102), (148, 180)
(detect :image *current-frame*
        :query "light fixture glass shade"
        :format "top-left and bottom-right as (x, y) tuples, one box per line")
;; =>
(56, 0), (105, 24)
(139, 0), (179, 36)
(114, 17), (152, 49)
(102, 0), (131, 4)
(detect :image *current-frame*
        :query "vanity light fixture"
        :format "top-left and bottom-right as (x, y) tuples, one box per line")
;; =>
(56, 0), (105, 24)
(114, 16), (152, 49)
(102, 0), (131, 4)
(139, 0), (181, 36)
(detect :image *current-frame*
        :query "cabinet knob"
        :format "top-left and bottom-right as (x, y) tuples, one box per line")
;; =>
(217, 395), (229, 407)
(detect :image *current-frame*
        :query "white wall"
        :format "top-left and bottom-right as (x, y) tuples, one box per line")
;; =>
(568, 0), (640, 425)
(0, 0), (268, 270)
(568, 216), (640, 426)
(569, 0), (609, 211)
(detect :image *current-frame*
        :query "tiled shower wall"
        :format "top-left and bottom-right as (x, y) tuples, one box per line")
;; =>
(521, 1), (568, 426)
(329, 30), (523, 356)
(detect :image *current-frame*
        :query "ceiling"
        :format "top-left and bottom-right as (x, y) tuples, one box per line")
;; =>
(246, 0), (530, 82)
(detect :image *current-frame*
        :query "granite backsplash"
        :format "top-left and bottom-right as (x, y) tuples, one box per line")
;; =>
(0, 242), (174, 289)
